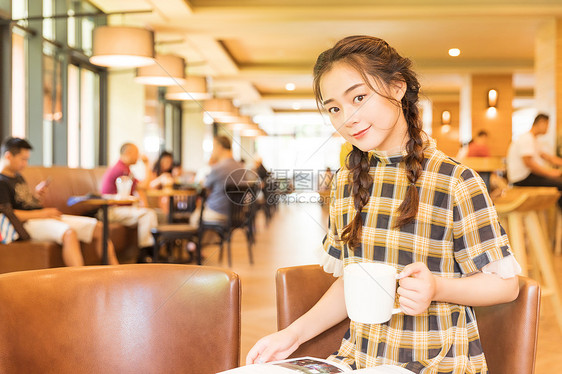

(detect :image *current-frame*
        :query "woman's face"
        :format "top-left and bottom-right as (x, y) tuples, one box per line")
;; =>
(160, 155), (173, 172)
(319, 62), (408, 152)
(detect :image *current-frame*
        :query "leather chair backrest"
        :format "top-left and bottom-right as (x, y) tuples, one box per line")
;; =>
(276, 265), (350, 358)
(0, 264), (241, 374)
(276, 265), (540, 374)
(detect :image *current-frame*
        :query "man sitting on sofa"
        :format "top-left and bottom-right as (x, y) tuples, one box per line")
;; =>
(100, 143), (158, 261)
(0, 137), (119, 265)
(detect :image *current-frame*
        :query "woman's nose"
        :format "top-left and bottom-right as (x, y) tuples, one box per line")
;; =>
(343, 107), (360, 128)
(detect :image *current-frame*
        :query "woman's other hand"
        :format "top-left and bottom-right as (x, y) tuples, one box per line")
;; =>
(245, 328), (300, 365)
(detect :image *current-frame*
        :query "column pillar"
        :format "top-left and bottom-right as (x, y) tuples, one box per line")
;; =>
(535, 19), (562, 154)
(471, 74), (513, 156)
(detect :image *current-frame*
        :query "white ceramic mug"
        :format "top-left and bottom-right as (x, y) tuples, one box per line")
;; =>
(115, 176), (133, 199)
(343, 262), (401, 324)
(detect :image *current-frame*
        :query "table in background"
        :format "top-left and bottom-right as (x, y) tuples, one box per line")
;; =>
(67, 195), (136, 264)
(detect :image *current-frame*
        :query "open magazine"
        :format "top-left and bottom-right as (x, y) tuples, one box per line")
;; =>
(218, 357), (412, 374)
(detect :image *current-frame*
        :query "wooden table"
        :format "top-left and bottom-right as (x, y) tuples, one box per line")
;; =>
(67, 195), (136, 264)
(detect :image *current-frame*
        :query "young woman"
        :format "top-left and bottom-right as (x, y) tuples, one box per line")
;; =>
(149, 151), (175, 189)
(247, 36), (521, 373)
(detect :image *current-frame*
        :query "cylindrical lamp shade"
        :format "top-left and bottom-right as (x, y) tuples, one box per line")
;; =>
(203, 98), (236, 118)
(135, 55), (186, 86)
(165, 76), (210, 100)
(90, 26), (155, 68)
(214, 107), (241, 123)
(224, 116), (255, 130)
(240, 127), (267, 137)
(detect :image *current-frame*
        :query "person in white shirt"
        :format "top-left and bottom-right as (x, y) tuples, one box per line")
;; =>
(506, 113), (562, 207)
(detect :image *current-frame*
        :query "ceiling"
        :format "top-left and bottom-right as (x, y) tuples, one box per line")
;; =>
(90, 0), (562, 117)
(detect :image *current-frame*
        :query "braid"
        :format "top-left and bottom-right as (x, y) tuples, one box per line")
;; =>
(395, 74), (423, 228)
(341, 147), (373, 249)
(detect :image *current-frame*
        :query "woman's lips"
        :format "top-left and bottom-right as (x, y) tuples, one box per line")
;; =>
(352, 125), (371, 139)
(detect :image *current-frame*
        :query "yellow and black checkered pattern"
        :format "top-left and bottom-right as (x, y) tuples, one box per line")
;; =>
(323, 139), (510, 373)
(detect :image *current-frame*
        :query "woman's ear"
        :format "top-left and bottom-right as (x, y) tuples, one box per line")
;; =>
(392, 80), (407, 101)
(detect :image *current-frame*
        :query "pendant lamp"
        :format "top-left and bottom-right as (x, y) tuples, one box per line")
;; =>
(240, 126), (267, 137)
(203, 98), (236, 120)
(165, 76), (211, 100)
(90, 26), (155, 68)
(223, 116), (255, 131)
(135, 55), (186, 86)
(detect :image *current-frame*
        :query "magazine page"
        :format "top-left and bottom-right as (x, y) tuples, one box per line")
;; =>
(218, 356), (350, 373)
(218, 357), (414, 373)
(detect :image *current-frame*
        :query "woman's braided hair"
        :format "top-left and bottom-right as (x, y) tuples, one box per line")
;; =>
(313, 36), (424, 249)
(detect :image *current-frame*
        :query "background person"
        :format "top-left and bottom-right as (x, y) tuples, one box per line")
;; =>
(190, 135), (245, 225)
(467, 130), (491, 157)
(507, 113), (562, 207)
(149, 150), (175, 190)
(0, 137), (119, 265)
(101, 143), (158, 261)
(247, 35), (520, 373)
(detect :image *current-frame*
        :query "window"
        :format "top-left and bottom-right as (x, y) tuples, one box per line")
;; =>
(11, 30), (26, 137)
(68, 64), (100, 168)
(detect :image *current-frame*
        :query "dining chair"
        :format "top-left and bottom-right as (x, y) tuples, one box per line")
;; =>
(276, 264), (541, 374)
(0, 264), (241, 374)
(150, 189), (202, 264)
(200, 182), (260, 267)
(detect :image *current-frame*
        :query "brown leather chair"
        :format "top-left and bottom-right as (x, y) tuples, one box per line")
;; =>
(0, 264), (241, 374)
(276, 264), (541, 374)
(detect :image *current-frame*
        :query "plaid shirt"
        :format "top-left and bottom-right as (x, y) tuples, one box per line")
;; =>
(322, 139), (511, 374)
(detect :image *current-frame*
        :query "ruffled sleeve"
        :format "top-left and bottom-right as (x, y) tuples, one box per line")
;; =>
(481, 254), (522, 279)
(317, 245), (343, 277)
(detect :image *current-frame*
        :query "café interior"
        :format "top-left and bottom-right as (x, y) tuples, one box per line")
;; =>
(0, 0), (561, 373)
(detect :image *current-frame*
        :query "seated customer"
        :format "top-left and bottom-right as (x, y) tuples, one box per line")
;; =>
(0, 137), (119, 265)
(190, 135), (245, 224)
(100, 143), (158, 259)
(507, 113), (562, 208)
(149, 150), (175, 190)
(466, 130), (491, 157)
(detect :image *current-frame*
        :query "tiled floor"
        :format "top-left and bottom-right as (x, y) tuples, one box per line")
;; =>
(199, 202), (562, 372)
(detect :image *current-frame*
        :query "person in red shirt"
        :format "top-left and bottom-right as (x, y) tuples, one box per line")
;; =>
(467, 130), (491, 157)
(101, 143), (158, 260)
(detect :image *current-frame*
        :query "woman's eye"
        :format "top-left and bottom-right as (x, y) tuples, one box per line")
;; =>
(354, 95), (365, 103)
(328, 107), (339, 114)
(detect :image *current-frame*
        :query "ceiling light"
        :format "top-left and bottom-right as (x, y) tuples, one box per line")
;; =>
(448, 48), (461, 57)
(240, 126), (267, 137)
(203, 99), (238, 122)
(90, 26), (155, 68)
(135, 55), (186, 86)
(285, 83), (296, 91)
(165, 76), (211, 101)
(224, 116), (255, 131)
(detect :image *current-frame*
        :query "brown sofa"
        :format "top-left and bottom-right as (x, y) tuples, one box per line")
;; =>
(0, 166), (138, 274)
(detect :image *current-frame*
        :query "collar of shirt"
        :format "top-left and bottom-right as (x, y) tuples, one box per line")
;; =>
(366, 137), (436, 165)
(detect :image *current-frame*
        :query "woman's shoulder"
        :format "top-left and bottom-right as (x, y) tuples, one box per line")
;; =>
(425, 147), (479, 182)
